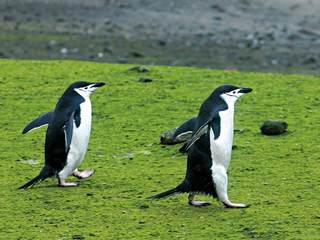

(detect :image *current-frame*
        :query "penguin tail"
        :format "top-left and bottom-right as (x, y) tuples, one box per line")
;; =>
(18, 166), (52, 189)
(149, 181), (187, 199)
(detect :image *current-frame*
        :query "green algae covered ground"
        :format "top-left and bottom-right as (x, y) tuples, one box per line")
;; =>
(0, 60), (319, 239)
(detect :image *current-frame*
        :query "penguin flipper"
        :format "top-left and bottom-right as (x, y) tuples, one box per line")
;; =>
(173, 117), (197, 142)
(22, 111), (53, 134)
(63, 112), (75, 153)
(184, 122), (210, 152)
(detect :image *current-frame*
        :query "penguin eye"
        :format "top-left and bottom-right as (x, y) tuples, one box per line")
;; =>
(84, 87), (88, 90)
(232, 91), (236, 94)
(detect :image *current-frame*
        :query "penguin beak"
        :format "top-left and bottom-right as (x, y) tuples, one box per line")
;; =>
(93, 82), (106, 88)
(239, 87), (253, 94)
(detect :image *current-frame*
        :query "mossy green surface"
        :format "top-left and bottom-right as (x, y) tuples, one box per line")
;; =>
(0, 60), (319, 239)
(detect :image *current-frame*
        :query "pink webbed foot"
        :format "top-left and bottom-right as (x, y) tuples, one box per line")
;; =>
(189, 200), (212, 207)
(223, 199), (250, 208)
(58, 179), (79, 187)
(73, 169), (95, 179)
(188, 193), (211, 207)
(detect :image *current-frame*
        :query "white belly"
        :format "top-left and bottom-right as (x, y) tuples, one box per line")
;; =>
(59, 100), (92, 178)
(210, 106), (234, 170)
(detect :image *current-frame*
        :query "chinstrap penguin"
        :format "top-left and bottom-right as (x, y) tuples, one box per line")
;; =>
(19, 81), (105, 189)
(150, 85), (252, 208)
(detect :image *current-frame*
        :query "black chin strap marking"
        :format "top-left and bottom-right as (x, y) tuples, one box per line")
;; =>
(225, 93), (238, 99)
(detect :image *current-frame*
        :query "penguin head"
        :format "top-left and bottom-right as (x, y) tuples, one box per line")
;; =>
(217, 84), (252, 104)
(72, 81), (105, 98)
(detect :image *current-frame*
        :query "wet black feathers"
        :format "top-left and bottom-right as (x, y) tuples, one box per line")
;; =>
(22, 111), (53, 134)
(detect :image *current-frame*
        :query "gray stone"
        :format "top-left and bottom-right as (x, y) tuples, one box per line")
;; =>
(260, 120), (288, 135)
(129, 65), (150, 73)
(139, 77), (153, 83)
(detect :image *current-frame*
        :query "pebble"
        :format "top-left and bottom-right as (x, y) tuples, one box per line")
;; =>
(139, 77), (153, 83)
(260, 120), (288, 135)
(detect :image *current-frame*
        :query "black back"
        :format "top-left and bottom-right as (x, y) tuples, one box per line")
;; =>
(150, 85), (251, 198)
(183, 85), (239, 195)
(44, 82), (90, 172)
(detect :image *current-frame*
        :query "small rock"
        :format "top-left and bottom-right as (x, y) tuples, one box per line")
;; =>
(290, 4), (300, 10)
(72, 235), (85, 240)
(130, 51), (144, 58)
(0, 52), (7, 58)
(104, 18), (111, 25)
(139, 77), (153, 83)
(139, 204), (149, 209)
(103, 47), (113, 54)
(287, 33), (300, 41)
(303, 57), (317, 65)
(117, 57), (128, 64)
(211, 4), (226, 12)
(56, 17), (65, 23)
(60, 48), (68, 55)
(97, 52), (104, 58)
(260, 120), (288, 135)
(129, 66), (150, 73)
(3, 15), (15, 21)
(49, 40), (56, 46)
(265, 32), (275, 41)
(158, 40), (166, 46)
(271, 59), (278, 65)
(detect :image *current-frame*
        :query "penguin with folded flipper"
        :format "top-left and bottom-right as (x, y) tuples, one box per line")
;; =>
(19, 81), (105, 189)
(150, 85), (252, 208)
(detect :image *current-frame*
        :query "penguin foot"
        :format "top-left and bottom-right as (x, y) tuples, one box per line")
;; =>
(223, 201), (250, 208)
(58, 179), (79, 187)
(188, 193), (211, 207)
(188, 200), (211, 207)
(73, 169), (95, 179)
